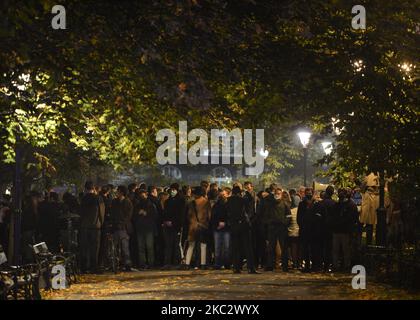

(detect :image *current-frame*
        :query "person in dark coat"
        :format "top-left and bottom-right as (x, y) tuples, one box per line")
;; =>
(79, 182), (105, 273)
(148, 186), (164, 267)
(97, 185), (112, 272)
(127, 183), (139, 267)
(211, 187), (231, 269)
(243, 181), (259, 268)
(162, 183), (186, 268)
(21, 192), (39, 263)
(148, 186), (161, 213)
(157, 191), (170, 266)
(318, 186), (336, 271)
(297, 188), (323, 272)
(111, 185), (134, 271)
(38, 192), (62, 253)
(226, 186), (258, 274)
(262, 188), (291, 272)
(133, 189), (157, 268)
(255, 190), (270, 268)
(330, 188), (359, 271)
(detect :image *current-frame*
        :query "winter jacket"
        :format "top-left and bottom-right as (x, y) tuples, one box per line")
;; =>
(162, 194), (187, 232)
(297, 198), (322, 239)
(111, 197), (133, 233)
(318, 197), (336, 233)
(262, 194), (291, 226)
(186, 197), (211, 242)
(330, 200), (359, 234)
(210, 198), (229, 231)
(226, 195), (249, 228)
(80, 193), (105, 229)
(243, 191), (258, 223)
(133, 197), (158, 233)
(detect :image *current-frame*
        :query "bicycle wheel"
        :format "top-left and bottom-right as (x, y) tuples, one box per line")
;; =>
(108, 239), (118, 274)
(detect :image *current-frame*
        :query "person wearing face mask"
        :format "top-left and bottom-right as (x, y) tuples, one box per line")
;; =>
(162, 183), (187, 269)
(262, 187), (291, 272)
(330, 188), (359, 272)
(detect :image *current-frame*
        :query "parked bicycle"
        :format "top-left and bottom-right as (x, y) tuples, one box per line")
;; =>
(103, 225), (120, 274)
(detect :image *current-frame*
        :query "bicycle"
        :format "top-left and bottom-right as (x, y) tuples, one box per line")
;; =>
(104, 225), (120, 274)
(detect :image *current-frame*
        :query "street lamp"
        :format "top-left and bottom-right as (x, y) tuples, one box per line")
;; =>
(298, 131), (311, 187)
(321, 142), (333, 155)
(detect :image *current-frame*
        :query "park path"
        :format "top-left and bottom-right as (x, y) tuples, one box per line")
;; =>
(43, 269), (419, 300)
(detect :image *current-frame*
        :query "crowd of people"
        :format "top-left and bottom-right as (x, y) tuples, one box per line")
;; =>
(0, 179), (417, 274)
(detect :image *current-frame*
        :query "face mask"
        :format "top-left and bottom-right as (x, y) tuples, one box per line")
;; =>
(274, 194), (282, 200)
(306, 194), (313, 200)
(170, 190), (177, 197)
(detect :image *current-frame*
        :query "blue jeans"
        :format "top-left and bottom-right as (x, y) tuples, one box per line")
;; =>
(214, 230), (230, 268)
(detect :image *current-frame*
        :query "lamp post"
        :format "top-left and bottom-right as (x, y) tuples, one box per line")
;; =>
(297, 131), (311, 187)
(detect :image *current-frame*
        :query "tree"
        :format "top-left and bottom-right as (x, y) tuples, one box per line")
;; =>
(1, 0), (418, 194)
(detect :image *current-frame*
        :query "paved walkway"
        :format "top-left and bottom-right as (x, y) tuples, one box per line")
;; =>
(43, 269), (419, 300)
